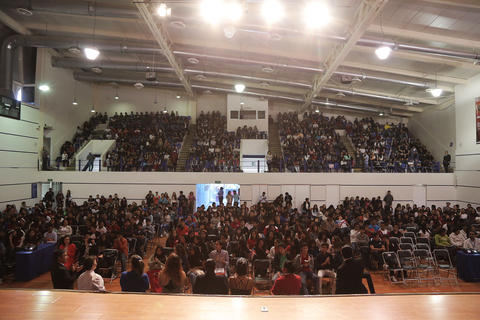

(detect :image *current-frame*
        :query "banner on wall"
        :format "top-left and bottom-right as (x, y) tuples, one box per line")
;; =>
(477, 97), (480, 144)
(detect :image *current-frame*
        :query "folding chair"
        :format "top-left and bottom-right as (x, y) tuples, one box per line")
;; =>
(406, 227), (417, 233)
(382, 252), (405, 284)
(399, 243), (414, 251)
(253, 259), (272, 292)
(97, 249), (118, 284)
(389, 237), (400, 251)
(413, 249), (436, 284)
(433, 249), (458, 285)
(400, 237), (414, 245)
(415, 243), (431, 252)
(404, 232), (417, 243)
(397, 250), (419, 284)
(416, 237), (430, 246)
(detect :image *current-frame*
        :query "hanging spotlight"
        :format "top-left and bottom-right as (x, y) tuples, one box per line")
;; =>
(426, 88), (443, 97)
(224, 1), (243, 22)
(304, 1), (331, 29)
(163, 106), (168, 114)
(262, 0), (284, 25)
(379, 112), (384, 116)
(84, 47), (100, 60)
(72, 98), (78, 106)
(91, 105), (96, 113)
(114, 94), (119, 100)
(157, 3), (172, 17)
(176, 95), (181, 99)
(375, 46), (392, 60)
(234, 83), (246, 93)
(200, 0), (223, 25)
(38, 84), (50, 92)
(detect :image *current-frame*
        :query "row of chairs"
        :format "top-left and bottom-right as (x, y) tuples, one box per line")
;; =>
(382, 249), (457, 286)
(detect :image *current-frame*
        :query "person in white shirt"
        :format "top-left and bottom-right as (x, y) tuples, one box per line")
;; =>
(77, 256), (105, 291)
(463, 232), (480, 251)
(449, 229), (466, 247)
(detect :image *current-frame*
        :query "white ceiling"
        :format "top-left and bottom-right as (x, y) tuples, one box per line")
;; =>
(1, 0), (479, 117)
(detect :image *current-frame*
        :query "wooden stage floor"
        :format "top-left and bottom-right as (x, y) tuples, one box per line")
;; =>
(1, 289), (479, 320)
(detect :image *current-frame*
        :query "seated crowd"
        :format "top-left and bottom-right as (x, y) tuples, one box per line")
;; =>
(279, 112), (350, 172)
(346, 117), (437, 172)
(2, 188), (479, 294)
(186, 111), (266, 172)
(278, 112), (440, 173)
(103, 111), (190, 171)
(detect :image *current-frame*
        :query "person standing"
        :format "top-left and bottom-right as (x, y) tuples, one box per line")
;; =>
(335, 246), (367, 294)
(217, 187), (224, 205)
(113, 232), (128, 272)
(443, 151), (451, 173)
(383, 190), (393, 212)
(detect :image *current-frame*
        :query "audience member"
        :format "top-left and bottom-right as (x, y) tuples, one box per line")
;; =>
(120, 255), (149, 292)
(77, 256), (106, 291)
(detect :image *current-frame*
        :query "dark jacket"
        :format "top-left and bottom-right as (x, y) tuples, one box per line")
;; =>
(51, 263), (77, 289)
(335, 258), (368, 294)
(193, 274), (228, 294)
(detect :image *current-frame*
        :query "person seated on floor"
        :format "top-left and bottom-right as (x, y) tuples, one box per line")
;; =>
(228, 257), (254, 295)
(271, 260), (302, 295)
(77, 256), (105, 292)
(193, 258), (228, 295)
(120, 255), (149, 292)
(335, 245), (367, 295)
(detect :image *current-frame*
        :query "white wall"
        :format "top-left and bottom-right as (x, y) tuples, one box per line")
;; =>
(409, 103), (456, 165)
(454, 73), (480, 206)
(35, 171), (456, 209)
(0, 103), (41, 208)
(227, 94), (268, 132)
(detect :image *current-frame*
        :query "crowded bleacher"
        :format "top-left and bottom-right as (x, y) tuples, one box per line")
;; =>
(1, 188), (478, 294)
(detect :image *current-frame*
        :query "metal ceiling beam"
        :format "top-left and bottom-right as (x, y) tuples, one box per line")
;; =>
(418, 0), (480, 9)
(0, 10), (31, 35)
(303, 0), (389, 109)
(135, 2), (193, 96)
(367, 24), (480, 50)
(341, 61), (463, 88)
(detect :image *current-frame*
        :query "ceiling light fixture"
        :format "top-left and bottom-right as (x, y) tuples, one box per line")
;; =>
(262, 0), (284, 25)
(38, 84), (50, 92)
(84, 47), (100, 61)
(72, 98), (78, 106)
(67, 46), (82, 55)
(114, 94), (119, 100)
(163, 107), (168, 114)
(157, 3), (172, 17)
(262, 66), (274, 73)
(224, 26), (237, 39)
(176, 95), (181, 99)
(91, 105), (96, 113)
(304, 1), (331, 29)
(200, 0), (223, 25)
(379, 112), (384, 116)
(234, 83), (245, 93)
(224, 1), (243, 22)
(187, 57), (200, 64)
(426, 88), (442, 97)
(375, 46), (392, 60)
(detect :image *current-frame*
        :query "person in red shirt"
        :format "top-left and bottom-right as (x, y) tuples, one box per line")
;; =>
(271, 260), (302, 295)
(114, 232), (128, 272)
(176, 219), (189, 238)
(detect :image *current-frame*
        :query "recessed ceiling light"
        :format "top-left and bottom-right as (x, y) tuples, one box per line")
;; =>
(16, 8), (33, 16)
(134, 82), (144, 89)
(262, 66), (274, 73)
(157, 3), (172, 17)
(259, 81), (270, 87)
(336, 92), (346, 97)
(269, 33), (282, 41)
(187, 57), (200, 64)
(224, 26), (236, 39)
(204, 90), (212, 94)
(195, 74), (207, 80)
(304, 1), (331, 29)
(67, 46), (82, 55)
(262, 0), (284, 25)
(170, 20), (186, 29)
(90, 67), (103, 74)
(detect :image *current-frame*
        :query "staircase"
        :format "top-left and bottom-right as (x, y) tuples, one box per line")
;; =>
(339, 135), (361, 172)
(268, 121), (284, 172)
(175, 124), (196, 172)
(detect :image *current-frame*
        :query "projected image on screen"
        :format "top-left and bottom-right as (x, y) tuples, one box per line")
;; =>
(196, 184), (240, 208)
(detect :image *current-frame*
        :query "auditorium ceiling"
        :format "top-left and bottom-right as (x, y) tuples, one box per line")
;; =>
(1, 0), (480, 117)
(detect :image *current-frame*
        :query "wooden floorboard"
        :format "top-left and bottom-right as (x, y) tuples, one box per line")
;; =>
(1, 289), (479, 320)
